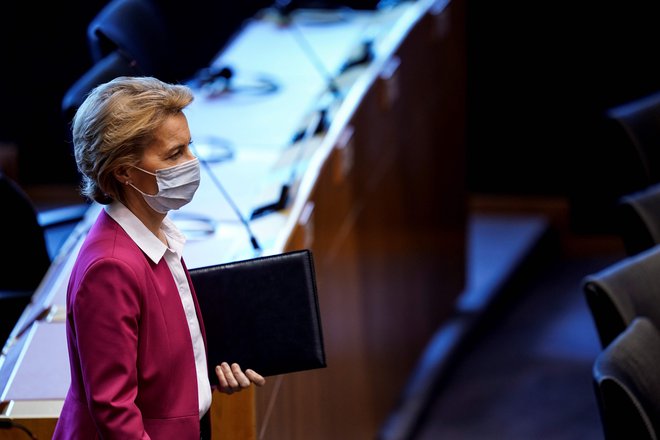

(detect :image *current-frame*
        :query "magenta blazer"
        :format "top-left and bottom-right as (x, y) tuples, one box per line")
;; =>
(53, 209), (209, 439)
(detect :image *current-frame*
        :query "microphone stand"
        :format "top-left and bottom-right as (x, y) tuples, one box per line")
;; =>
(191, 144), (262, 252)
(273, 1), (344, 100)
(250, 109), (325, 220)
(249, 2), (345, 219)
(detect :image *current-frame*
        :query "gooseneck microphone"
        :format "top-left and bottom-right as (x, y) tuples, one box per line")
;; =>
(339, 38), (374, 72)
(194, 64), (280, 97)
(273, 1), (344, 100)
(190, 144), (262, 252)
(250, 106), (324, 220)
(248, 2), (348, 220)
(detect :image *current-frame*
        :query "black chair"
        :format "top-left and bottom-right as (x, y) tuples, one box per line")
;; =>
(582, 245), (660, 349)
(88, 0), (274, 84)
(87, 0), (176, 80)
(607, 90), (660, 189)
(0, 171), (87, 346)
(617, 183), (660, 256)
(0, 172), (52, 345)
(61, 50), (142, 129)
(592, 316), (660, 440)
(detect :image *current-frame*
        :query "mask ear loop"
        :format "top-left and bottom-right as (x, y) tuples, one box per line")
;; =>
(132, 165), (157, 176)
(128, 165), (159, 197)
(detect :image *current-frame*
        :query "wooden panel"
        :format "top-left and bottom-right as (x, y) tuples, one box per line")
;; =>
(248, 2), (468, 437)
(212, 388), (256, 440)
(262, 136), (376, 439)
(0, 417), (56, 440)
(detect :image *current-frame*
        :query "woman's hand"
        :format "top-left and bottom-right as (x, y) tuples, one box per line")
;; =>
(215, 362), (266, 394)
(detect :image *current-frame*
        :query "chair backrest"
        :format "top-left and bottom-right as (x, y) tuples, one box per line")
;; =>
(0, 172), (51, 344)
(582, 245), (660, 348)
(87, 0), (174, 79)
(61, 50), (142, 129)
(593, 316), (660, 440)
(0, 172), (50, 291)
(617, 183), (660, 256)
(607, 90), (660, 188)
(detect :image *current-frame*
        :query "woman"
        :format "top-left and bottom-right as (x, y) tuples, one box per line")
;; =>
(52, 76), (265, 439)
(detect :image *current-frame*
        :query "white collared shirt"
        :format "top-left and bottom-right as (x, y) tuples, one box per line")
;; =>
(106, 202), (212, 419)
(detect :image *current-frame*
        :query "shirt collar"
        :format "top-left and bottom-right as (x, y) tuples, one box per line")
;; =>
(105, 202), (186, 263)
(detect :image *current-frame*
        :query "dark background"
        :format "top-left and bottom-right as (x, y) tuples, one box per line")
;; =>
(0, 1), (109, 185)
(465, 2), (660, 231)
(1, 1), (660, 231)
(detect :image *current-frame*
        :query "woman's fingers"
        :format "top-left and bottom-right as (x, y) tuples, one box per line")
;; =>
(245, 369), (266, 386)
(215, 362), (266, 394)
(231, 363), (251, 387)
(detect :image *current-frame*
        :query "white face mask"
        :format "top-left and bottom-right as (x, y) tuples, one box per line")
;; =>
(129, 158), (201, 214)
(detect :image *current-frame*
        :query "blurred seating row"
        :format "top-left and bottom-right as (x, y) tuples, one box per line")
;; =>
(607, 91), (660, 256)
(580, 89), (660, 439)
(617, 184), (660, 256)
(583, 229), (660, 439)
(591, 316), (660, 439)
(583, 244), (660, 439)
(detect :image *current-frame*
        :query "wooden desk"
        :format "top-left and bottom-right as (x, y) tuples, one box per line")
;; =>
(0, 1), (466, 438)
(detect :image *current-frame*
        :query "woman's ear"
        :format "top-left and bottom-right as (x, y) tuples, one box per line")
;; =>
(114, 166), (132, 186)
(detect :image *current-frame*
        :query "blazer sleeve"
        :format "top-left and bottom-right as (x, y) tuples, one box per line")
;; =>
(71, 257), (150, 440)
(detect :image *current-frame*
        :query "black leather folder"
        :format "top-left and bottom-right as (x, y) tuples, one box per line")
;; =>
(189, 249), (326, 381)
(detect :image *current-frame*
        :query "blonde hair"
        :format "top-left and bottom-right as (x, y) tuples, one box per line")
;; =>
(72, 76), (194, 204)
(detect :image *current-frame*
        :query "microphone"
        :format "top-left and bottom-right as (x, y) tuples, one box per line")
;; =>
(250, 183), (290, 220)
(291, 107), (329, 144)
(195, 65), (233, 91)
(194, 64), (279, 97)
(190, 144), (262, 252)
(251, 2), (362, 219)
(339, 38), (375, 72)
(250, 107), (325, 219)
